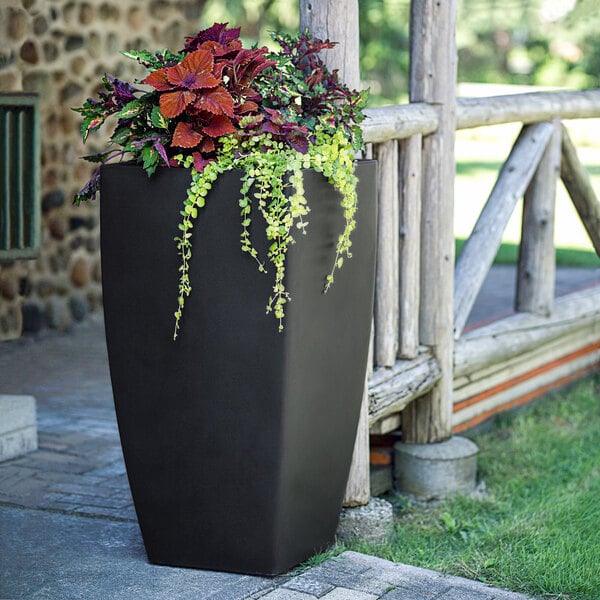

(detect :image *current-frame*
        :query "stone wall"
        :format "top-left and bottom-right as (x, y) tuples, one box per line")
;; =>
(0, 0), (207, 340)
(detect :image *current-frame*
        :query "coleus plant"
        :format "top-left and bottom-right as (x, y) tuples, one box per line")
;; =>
(74, 23), (368, 339)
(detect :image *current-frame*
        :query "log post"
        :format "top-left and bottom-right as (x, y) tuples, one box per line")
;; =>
(401, 0), (457, 444)
(398, 134), (422, 359)
(516, 119), (561, 315)
(300, 0), (369, 506)
(560, 125), (600, 256)
(375, 140), (400, 367)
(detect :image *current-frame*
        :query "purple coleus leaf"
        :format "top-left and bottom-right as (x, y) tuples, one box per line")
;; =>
(154, 140), (169, 166)
(286, 131), (309, 154)
(73, 167), (101, 205)
(105, 74), (139, 105)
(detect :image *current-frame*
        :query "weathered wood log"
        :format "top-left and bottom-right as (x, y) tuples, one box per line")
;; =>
(362, 104), (439, 143)
(368, 349), (442, 425)
(375, 140), (399, 367)
(454, 339), (600, 431)
(398, 135), (422, 359)
(454, 324), (600, 404)
(401, 0), (457, 444)
(300, 0), (369, 507)
(516, 119), (561, 315)
(456, 90), (600, 130)
(344, 372), (371, 506)
(454, 286), (600, 377)
(369, 413), (402, 435)
(453, 122), (554, 338)
(299, 0), (360, 91)
(560, 125), (600, 256)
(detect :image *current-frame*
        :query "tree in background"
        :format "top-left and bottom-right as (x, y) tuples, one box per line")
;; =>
(195, 0), (600, 104)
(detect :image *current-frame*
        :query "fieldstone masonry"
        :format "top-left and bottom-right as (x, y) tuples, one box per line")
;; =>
(0, 0), (209, 340)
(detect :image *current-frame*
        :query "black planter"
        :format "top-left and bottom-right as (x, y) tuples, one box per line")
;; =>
(100, 161), (377, 576)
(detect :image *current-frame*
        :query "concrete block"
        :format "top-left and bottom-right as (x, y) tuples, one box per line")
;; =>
(336, 498), (393, 545)
(394, 436), (478, 499)
(0, 395), (38, 462)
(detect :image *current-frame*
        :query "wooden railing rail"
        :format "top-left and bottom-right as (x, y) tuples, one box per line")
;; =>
(362, 103), (438, 143)
(455, 89), (600, 130)
(361, 89), (600, 440)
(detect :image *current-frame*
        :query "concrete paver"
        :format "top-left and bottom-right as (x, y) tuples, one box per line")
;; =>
(0, 267), (577, 598)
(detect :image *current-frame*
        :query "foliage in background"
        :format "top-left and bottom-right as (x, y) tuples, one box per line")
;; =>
(193, 0), (600, 105)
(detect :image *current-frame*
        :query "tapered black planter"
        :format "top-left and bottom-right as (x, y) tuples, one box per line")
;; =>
(100, 161), (377, 576)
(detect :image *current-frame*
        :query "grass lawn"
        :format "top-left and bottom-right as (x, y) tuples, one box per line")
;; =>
(342, 374), (600, 600)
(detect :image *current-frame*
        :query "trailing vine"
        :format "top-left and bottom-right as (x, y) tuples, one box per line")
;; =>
(172, 124), (358, 339)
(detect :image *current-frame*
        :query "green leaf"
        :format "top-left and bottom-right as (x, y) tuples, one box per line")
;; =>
(142, 145), (158, 173)
(110, 127), (132, 146)
(116, 100), (144, 120)
(151, 105), (169, 129)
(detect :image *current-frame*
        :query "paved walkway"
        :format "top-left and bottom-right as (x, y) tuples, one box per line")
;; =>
(3, 265), (597, 599)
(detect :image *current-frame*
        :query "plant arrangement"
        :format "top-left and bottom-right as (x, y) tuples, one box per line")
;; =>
(74, 23), (368, 339)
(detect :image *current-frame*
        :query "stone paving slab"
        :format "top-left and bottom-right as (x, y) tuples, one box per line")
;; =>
(0, 280), (557, 599)
(0, 505), (535, 600)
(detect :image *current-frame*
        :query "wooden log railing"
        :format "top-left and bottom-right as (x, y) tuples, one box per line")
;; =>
(359, 88), (600, 446)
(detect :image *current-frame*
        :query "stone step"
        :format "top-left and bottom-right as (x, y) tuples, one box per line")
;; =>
(0, 395), (38, 462)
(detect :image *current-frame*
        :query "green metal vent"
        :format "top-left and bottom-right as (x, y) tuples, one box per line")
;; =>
(0, 94), (41, 260)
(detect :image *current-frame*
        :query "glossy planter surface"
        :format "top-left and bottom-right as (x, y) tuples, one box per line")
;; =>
(100, 161), (377, 575)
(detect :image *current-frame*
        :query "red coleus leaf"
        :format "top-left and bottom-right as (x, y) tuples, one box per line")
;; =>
(286, 131), (309, 154)
(195, 86), (235, 117)
(237, 100), (259, 114)
(191, 23), (241, 46)
(159, 90), (196, 118)
(166, 50), (219, 90)
(142, 68), (171, 91)
(199, 137), (215, 153)
(203, 115), (235, 138)
(192, 152), (210, 173)
(172, 121), (204, 148)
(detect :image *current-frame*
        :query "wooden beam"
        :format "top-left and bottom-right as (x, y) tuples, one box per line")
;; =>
(362, 104), (439, 143)
(517, 119), (561, 315)
(454, 286), (600, 378)
(456, 90), (600, 130)
(454, 324), (600, 405)
(453, 122), (554, 338)
(375, 140), (399, 367)
(301, 0), (369, 506)
(560, 125), (600, 256)
(398, 134), (422, 359)
(368, 349), (441, 424)
(402, 0), (457, 444)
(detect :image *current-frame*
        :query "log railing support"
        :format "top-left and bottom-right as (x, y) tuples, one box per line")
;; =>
(300, 0), (370, 506)
(560, 125), (600, 256)
(516, 119), (561, 316)
(398, 135), (422, 359)
(453, 122), (554, 338)
(375, 140), (400, 367)
(401, 0), (457, 444)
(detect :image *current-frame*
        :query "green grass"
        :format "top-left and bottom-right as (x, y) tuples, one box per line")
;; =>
(343, 375), (600, 600)
(456, 238), (600, 268)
